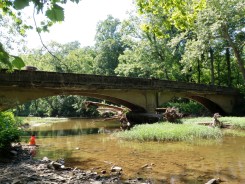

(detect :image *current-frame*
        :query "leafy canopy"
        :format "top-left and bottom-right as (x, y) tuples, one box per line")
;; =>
(136, 0), (206, 32)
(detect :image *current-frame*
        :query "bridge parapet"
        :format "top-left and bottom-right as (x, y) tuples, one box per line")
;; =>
(0, 70), (238, 94)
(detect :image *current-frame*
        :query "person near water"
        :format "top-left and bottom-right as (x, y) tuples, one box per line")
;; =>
(29, 134), (36, 145)
(29, 134), (37, 157)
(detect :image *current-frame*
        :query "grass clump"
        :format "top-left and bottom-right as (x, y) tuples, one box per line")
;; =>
(220, 117), (245, 130)
(182, 117), (245, 130)
(114, 123), (222, 142)
(223, 129), (245, 137)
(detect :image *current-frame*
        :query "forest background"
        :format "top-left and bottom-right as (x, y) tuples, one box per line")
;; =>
(0, 0), (244, 117)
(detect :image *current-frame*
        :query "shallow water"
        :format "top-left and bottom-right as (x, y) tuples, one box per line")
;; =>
(27, 118), (245, 184)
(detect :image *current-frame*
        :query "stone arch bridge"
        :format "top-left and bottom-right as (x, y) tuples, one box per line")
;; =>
(0, 70), (242, 116)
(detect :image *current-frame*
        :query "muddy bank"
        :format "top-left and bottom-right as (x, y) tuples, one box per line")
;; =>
(0, 145), (151, 184)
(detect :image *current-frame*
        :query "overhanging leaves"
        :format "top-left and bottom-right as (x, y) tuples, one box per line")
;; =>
(11, 56), (25, 69)
(45, 4), (64, 22)
(14, 0), (29, 10)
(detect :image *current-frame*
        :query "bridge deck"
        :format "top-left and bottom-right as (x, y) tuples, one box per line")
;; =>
(0, 70), (238, 95)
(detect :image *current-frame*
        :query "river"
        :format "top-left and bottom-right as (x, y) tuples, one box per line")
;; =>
(26, 118), (245, 184)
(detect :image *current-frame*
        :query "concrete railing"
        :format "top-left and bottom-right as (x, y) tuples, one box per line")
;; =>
(0, 70), (238, 95)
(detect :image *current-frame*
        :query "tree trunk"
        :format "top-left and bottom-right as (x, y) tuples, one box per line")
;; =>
(222, 25), (245, 83)
(209, 47), (215, 85)
(217, 60), (220, 85)
(198, 54), (205, 84)
(226, 47), (231, 87)
(146, 32), (170, 80)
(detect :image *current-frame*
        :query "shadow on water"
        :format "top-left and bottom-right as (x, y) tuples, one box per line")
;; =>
(23, 127), (100, 137)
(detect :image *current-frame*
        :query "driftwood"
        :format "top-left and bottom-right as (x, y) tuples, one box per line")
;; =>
(205, 178), (221, 184)
(211, 113), (223, 128)
(163, 107), (183, 122)
(120, 115), (131, 130)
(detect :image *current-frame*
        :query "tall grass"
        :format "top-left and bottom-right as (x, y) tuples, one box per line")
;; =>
(114, 123), (222, 142)
(220, 117), (245, 130)
(182, 117), (245, 130)
(223, 129), (245, 137)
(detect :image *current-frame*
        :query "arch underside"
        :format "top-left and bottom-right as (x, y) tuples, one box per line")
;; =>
(188, 95), (226, 115)
(0, 86), (234, 116)
(1, 92), (146, 113)
(74, 92), (146, 113)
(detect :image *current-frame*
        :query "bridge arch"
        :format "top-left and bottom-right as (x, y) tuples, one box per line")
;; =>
(68, 92), (146, 112)
(3, 92), (146, 114)
(188, 95), (226, 115)
(159, 95), (225, 115)
(158, 92), (234, 115)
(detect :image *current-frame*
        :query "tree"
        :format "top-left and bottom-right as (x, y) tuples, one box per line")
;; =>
(0, 0), (81, 69)
(64, 47), (96, 74)
(116, 12), (184, 80)
(94, 15), (125, 75)
(22, 42), (97, 74)
(136, 0), (245, 83)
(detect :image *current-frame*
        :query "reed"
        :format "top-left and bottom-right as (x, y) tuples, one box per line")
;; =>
(220, 117), (245, 130)
(182, 117), (245, 130)
(114, 123), (222, 142)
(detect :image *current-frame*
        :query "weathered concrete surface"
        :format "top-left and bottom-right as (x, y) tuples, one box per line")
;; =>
(0, 70), (242, 115)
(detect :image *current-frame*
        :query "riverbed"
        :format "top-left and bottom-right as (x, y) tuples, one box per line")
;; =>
(25, 118), (245, 184)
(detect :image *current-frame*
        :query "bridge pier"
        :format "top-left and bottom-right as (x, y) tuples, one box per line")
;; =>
(144, 92), (158, 113)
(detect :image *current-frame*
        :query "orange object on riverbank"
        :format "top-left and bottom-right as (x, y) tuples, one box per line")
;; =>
(29, 135), (36, 145)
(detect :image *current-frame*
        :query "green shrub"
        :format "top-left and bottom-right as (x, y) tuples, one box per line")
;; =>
(0, 112), (21, 150)
(161, 98), (211, 116)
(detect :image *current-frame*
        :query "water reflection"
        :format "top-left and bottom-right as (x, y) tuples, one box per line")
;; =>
(26, 118), (245, 184)
(25, 118), (119, 137)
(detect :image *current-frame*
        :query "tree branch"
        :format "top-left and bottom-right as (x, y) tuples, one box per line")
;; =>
(32, 8), (71, 72)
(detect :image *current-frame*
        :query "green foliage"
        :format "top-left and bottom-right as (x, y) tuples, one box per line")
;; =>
(183, 116), (245, 137)
(0, 112), (21, 149)
(220, 117), (245, 130)
(21, 41), (89, 73)
(45, 4), (64, 22)
(114, 123), (222, 142)
(94, 15), (125, 75)
(11, 56), (25, 69)
(183, 116), (245, 131)
(136, 0), (245, 83)
(161, 98), (210, 116)
(0, 43), (25, 70)
(13, 0), (29, 10)
(15, 95), (100, 118)
(115, 13), (184, 80)
(0, 0), (81, 69)
(136, 0), (206, 32)
(223, 130), (245, 137)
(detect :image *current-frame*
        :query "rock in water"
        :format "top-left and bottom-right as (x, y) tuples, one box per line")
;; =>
(205, 178), (221, 184)
(110, 166), (122, 172)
